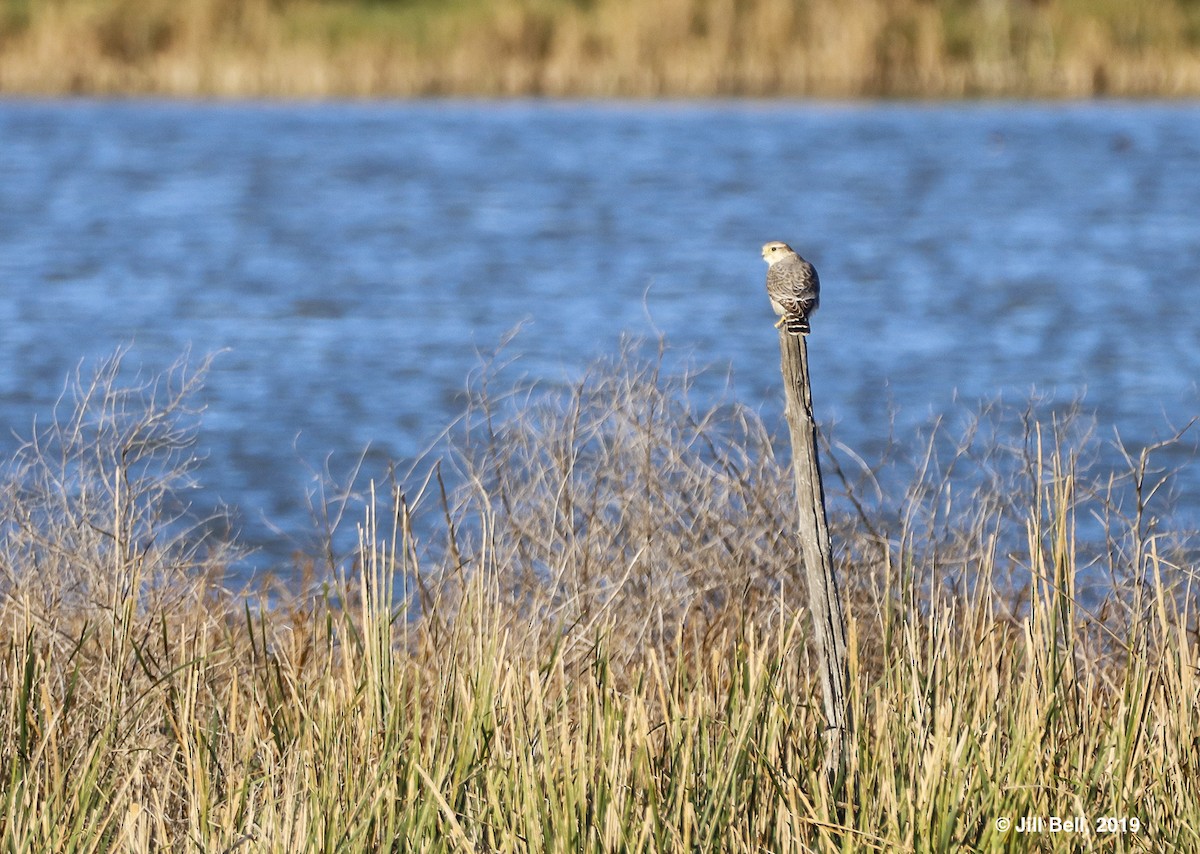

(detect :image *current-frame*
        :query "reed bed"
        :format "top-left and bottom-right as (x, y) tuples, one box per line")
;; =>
(3, 0), (1200, 97)
(1, 346), (1198, 851)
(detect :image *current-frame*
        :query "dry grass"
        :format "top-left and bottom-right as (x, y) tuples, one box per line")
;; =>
(1, 344), (1198, 851)
(3, 0), (1200, 97)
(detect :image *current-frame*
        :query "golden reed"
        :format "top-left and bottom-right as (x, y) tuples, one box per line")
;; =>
(2, 0), (1200, 98)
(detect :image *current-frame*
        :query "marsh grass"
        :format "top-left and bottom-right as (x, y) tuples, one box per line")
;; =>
(3, 0), (1200, 97)
(1, 346), (1198, 851)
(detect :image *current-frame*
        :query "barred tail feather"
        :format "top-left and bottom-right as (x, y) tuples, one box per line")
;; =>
(784, 314), (811, 335)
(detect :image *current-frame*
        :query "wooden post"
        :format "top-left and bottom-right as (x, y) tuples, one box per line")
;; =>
(778, 330), (850, 779)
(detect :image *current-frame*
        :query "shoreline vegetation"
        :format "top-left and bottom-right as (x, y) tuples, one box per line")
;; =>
(1, 348), (1198, 850)
(2, 0), (1200, 98)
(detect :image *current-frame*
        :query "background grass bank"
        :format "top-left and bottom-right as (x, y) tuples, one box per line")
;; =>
(0, 348), (1197, 851)
(3, 0), (1200, 97)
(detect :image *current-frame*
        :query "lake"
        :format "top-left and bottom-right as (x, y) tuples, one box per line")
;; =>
(1, 100), (1198, 579)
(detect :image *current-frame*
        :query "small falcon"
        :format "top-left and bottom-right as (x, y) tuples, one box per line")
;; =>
(762, 241), (820, 335)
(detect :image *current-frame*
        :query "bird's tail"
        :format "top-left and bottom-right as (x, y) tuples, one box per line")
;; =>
(784, 314), (811, 335)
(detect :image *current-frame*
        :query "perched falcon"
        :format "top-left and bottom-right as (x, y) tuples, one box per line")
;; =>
(762, 241), (820, 335)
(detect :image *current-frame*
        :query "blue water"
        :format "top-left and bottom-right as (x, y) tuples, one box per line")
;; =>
(1, 100), (1198, 577)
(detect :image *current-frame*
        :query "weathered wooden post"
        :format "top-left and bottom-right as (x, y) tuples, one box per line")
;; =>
(778, 329), (850, 779)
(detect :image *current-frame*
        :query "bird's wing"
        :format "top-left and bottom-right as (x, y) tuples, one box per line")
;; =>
(771, 257), (818, 309)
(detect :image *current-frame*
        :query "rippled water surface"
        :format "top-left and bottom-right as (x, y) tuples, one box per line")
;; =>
(2, 100), (1198, 576)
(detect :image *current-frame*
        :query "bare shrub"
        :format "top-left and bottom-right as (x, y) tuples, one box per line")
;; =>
(405, 340), (800, 670)
(0, 348), (235, 637)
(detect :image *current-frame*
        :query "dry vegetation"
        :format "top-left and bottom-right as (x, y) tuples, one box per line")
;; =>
(3, 0), (1200, 97)
(1, 345), (1199, 851)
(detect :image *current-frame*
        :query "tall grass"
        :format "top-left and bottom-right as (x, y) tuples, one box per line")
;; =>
(3, 0), (1200, 97)
(0, 346), (1197, 851)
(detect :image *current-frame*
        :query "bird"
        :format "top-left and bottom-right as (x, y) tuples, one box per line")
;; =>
(762, 241), (820, 335)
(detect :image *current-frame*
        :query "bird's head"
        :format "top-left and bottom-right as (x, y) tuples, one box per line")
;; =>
(761, 241), (794, 265)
